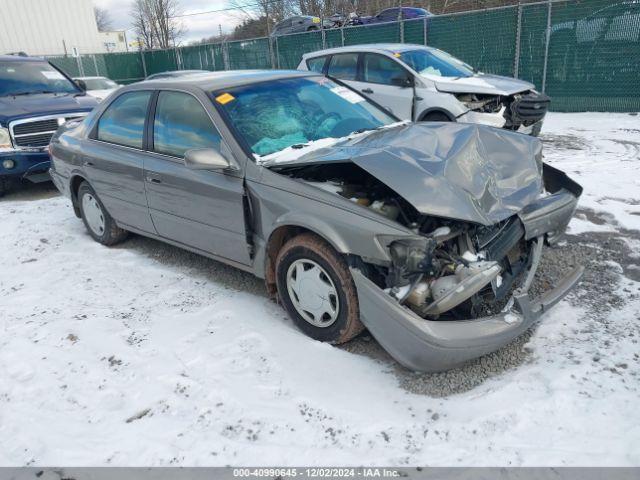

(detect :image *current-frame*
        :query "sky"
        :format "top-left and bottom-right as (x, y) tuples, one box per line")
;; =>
(92, 0), (244, 45)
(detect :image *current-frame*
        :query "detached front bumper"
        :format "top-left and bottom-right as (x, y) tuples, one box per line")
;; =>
(352, 163), (583, 372)
(457, 109), (545, 137)
(0, 150), (51, 182)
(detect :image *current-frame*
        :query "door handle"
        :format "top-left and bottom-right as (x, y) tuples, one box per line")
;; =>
(146, 174), (162, 184)
(83, 160), (94, 167)
(362, 88), (374, 94)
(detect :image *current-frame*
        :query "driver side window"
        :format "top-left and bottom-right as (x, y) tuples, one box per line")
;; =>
(362, 53), (409, 85)
(153, 91), (221, 158)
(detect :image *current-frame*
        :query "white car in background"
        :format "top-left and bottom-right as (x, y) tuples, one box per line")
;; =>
(73, 76), (120, 102)
(298, 44), (550, 136)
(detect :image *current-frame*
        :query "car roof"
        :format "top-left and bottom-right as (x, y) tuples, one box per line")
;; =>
(146, 69), (208, 78)
(73, 76), (108, 80)
(302, 43), (431, 59)
(135, 69), (319, 91)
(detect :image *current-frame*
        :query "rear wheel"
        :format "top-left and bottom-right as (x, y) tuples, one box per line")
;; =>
(77, 181), (128, 246)
(275, 233), (364, 344)
(421, 111), (452, 122)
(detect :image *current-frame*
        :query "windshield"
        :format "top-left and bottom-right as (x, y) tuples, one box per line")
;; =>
(82, 77), (117, 90)
(215, 76), (396, 156)
(399, 49), (475, 78)
(0, 60), (79, 96)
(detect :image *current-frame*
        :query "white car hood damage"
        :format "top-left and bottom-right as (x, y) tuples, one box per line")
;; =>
(431, 73), (536, 96)
(266, 122), (544, 226)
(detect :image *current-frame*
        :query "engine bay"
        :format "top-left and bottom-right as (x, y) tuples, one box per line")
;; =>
(278, 162), (533, 320)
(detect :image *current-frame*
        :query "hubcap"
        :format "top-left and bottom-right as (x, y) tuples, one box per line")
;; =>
(286, 259), (339, 328)
(82, 193), (105, 236)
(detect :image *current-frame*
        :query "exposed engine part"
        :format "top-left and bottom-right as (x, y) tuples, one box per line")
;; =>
(388, 238), (436, 288)
(455, 93), (503, 113)
(282, 163), (420, 226)
(405, 260), (501, 315)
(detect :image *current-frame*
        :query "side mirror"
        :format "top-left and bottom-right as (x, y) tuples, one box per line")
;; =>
(391, 75), (413, 88)
(184, 148), (233, 171)
(76, 80), (87, 90)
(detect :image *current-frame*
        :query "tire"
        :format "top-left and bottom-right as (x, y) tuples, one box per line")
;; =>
(275, 233), (364, 344)
(77, 181), (128, 246)
(421, 111), (452, 122)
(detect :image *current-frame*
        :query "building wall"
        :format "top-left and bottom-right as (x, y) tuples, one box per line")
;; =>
(0, 0), (104, 56)
(99, 31), (129, 53)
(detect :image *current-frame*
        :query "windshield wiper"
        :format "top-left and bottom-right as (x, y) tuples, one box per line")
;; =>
(352, 126), (381, 135)
(6, 90), (60, 97)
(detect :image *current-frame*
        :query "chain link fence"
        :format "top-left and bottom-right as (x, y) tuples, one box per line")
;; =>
(47, 0), (639, 112)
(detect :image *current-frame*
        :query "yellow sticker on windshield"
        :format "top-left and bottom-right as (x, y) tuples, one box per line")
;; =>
(216, 93), (235, 104)
(393, 52), (402, 58)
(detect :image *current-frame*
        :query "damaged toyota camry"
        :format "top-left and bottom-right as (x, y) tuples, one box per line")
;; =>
(49, 70), (584, 371)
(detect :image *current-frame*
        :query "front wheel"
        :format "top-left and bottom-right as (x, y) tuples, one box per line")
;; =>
(77, 181), (128, 246)
(275, 233), (364, 344)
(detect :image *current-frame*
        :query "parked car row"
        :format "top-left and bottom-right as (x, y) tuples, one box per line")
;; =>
(46, 69), (582, 372)
(271, 8), (432, 36)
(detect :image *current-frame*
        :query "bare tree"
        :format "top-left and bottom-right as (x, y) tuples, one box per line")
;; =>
(130, 0), (185, 50)
(150, 0), (186, 48)
(131, 0), (156, 49)
(94, 6), (113, 31)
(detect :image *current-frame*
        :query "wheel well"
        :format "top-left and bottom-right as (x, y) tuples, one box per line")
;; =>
(264, 225), (317, 298)
(419, 109), (455, 122)
(70, 175), (87, 217)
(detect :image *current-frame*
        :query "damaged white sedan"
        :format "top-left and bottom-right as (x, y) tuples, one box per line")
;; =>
(50, 70), (583, 371)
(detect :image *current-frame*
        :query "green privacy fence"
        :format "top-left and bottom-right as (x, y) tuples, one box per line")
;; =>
(48, 0), (639, 112)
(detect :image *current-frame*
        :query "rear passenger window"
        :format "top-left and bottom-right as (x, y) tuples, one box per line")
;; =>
(97, 91), (151, 148)
(306, 56), (326, 73)
(328, 53), (358, 81)
(153, 91), (221, 158)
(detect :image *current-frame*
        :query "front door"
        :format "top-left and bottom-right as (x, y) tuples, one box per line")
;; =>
(143, 90), (250, 266)
(348, 53), (414, 120)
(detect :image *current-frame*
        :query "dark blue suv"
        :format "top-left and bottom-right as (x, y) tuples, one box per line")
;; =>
(0, 54), (98, 195)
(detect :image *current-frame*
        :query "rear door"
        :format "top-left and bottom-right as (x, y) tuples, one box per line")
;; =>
(87, 90), (155, 233)
(348, 53), (414, 120)
(143, 89), (250, 266)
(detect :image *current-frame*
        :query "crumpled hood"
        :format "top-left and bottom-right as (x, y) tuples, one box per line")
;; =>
(269, 123), (543, 226)
(432, 73), (535, 96)
(0, 94), (97, 125)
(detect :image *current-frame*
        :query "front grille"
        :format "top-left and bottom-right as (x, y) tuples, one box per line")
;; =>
(12, 119), (60, 136)
(10, 114), (87, 149)
(15, 133), (53, 148)
(510, 92), (551, 124)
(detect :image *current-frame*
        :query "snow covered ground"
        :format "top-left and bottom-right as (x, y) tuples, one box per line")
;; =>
(0, 113), (639, 466)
